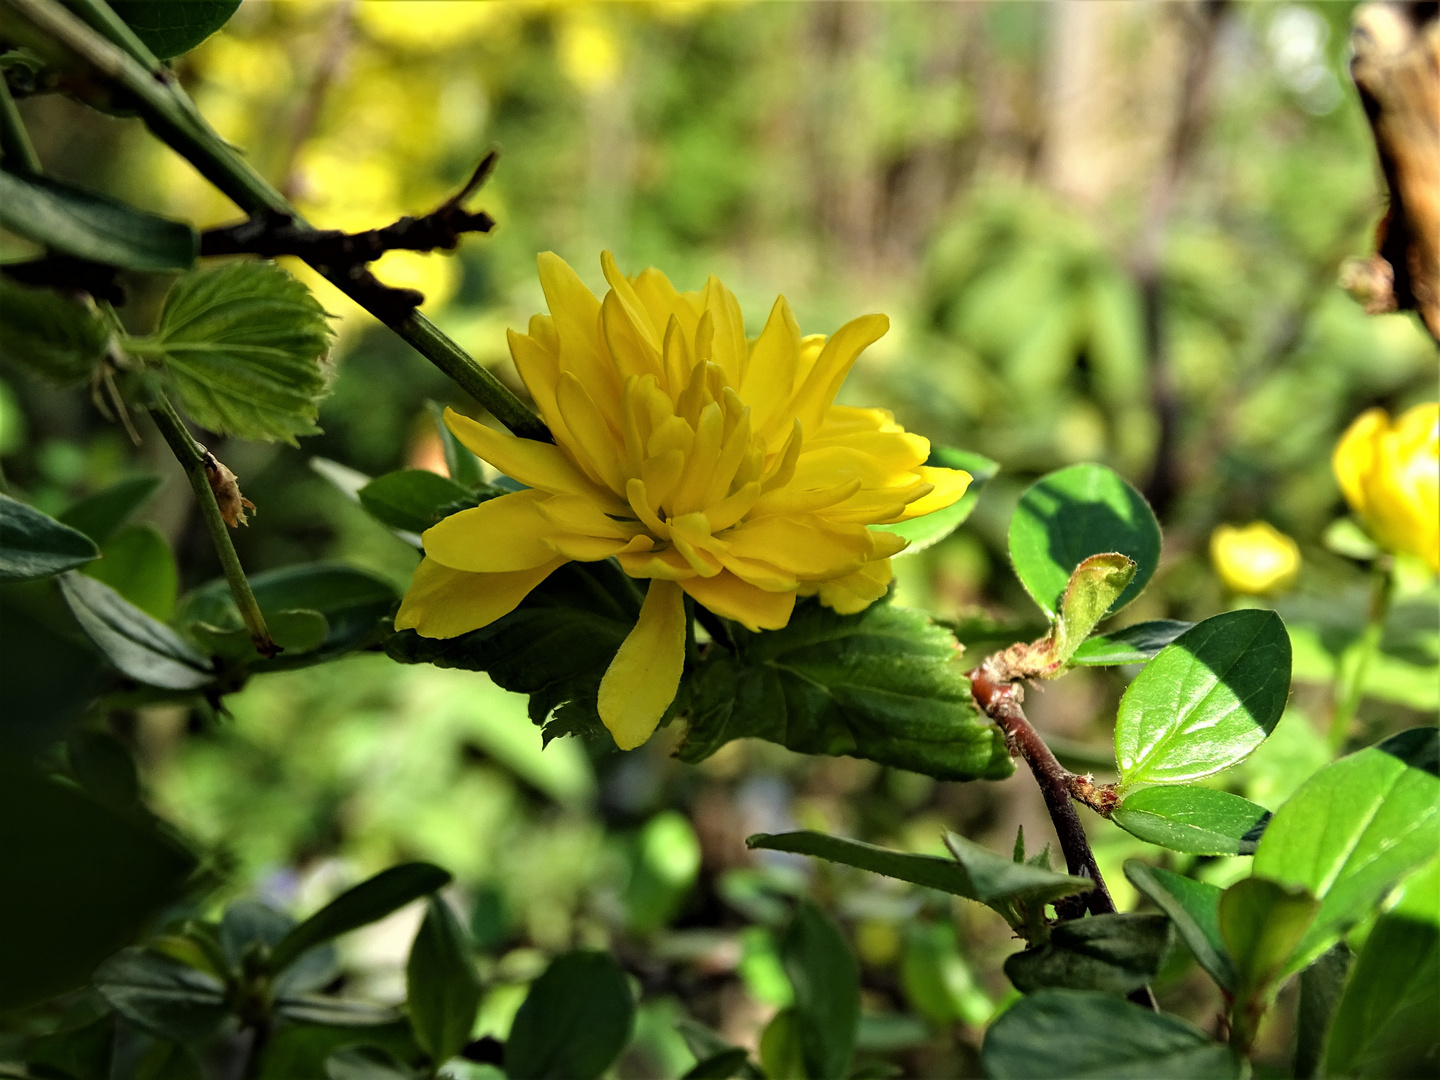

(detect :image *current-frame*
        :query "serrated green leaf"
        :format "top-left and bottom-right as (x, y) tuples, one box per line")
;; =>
(82, 523), (178, 619)
(1252, 727), (1440, 978)
(504, 950), (636, 1080)
(59, 571), (214, 690)
(358, 469), (475, 534)
(1007, 463), (1161, 619)
(106, 0), (240, 59)
(1219, 877), (1318, 1013)
(681, 597), (1013, 781)
(1115, 609), (1291, 787)
(1004, 913), (1172, 995)
(980, 990), (1243, 1079)
(876, 447), (998, 556)
(781, 901), (859, 1080)
(0, 492), (99, 581)
(0, 170), (196, 270)
(406, 896), (481, 1063)
(59, 475), (164, 545)
(138, 261), (333, 444)
(1070, 620), (1193, 666)
(1124, 861), (1233, 992)
(1112, 786), (1271, 856)
(0, 276), (109, 384)
(93, 947), (229, 1043)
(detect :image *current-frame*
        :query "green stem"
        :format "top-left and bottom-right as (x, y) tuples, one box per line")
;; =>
(1328, 559), (1392, 753)
(0, 0), (550, 441)
(0, 71), (40, 171)
(148, 395), (277, 657)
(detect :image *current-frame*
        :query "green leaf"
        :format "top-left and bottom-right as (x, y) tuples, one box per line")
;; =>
(1007, 463), (1161, 619)
(1010, 553), (1138, 677)
(1111, 786), (1271, 856)
(1325, 857), (1439, 1078)
(1218, 877), (1318, 1009)
(681, 597), (1013, 781)
(0, 276), (109, 384)
(132, 1041), (204, 1080)
(23, 1009), (115, 1080)
(1115, 609), (1291, 787)
(1124, 862), (1232, 991)
(93, 947), (229, 1043)
(82, 523), (178, 620)
(0, 492), (99, 581)
(107, 0), (241, 59)
(1294, 944), (1351, 1080)
(257, 1021), (422, 1080)
(426, 399), (484, 488)
(275, 996), (403, 1026)
(189, 609), (329, 660)
(780, 900), (860, 1080)
(876, 447), (998, 556)
(1252, 727), (1440, 977)
(503, 949), (636, 1080)
(902, 920), (992, 1027)
(980, 989), (1243, 1079)
(757, 1008), (804, 1080)
(1069, 620), (1193, 666)
(406, 896), (481, 1064)
(0, 169), (196, 270)
(59, 571), (214, 690)
(59, 475), (164, 545)
(682, 1048), (751, 1080)
(1003, 913), (1172, 994)
(68, 728), (141, 816)
(358, 469), (475, 534)
(268, 862), (452, 975)
(220, 899), (294, 970)
(324, 1047), (420, 1080)
(140, 260), (334, 444)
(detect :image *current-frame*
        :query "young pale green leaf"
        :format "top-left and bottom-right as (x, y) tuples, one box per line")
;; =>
(93, 947), (229, 1043)
(1007, 463), (1161, 619)
(1014, 553), (1137, 677)
(59, 571), (214, 690)
(358, 469), (475, 534)
(1294, 944), (1351, 1080)
(779, 901), (860, 1080)
(981, 989), (1243, 1079)
(1218, 877), (1319, 1010)
(876, 447), (998, 556)
(504, 950), (636, 1080)
(681, 597), (1014, 781)
(426, 399), (484, 488)
(268, 862), (452, 975)
(1069, 619), (1193, 666)
(1324, 857), (1439, 1078)
(0, 277), (109, 384)
(1115, 609), (1291, 787)
(59, 475), (164, 545)
(1003, 913), (1172, 995)
(0, 493), (99, 582)
(108, 0), (241, 59)
(406, 896), (481, 1064)
(0, 170), (196, 270)
(1124, 861), (1233, 991)
(82, 523), (178, 620)
(1111, 786), (1271, 856)
(140, 261), (334, 444)
(1252, 727), (1440, 978)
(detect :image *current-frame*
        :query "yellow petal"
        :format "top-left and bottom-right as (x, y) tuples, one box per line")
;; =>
(422, 490), (562, 572)
(742, 296), (803, 444)
(601, 250), (663, 355)
(556, 371), (627, 493)
(507, 328), (570, 445)
(682, 571), (796, 631)
(537, 252), (624, 423)
(395, 556), (565, 638)
(815, 559), (893, 615)
(896, 466), (973, 520)
(598, 578), (687, 750)
(701, 275), (749, 386)
(1333, 407), (1385, 519)
(444, 408), (602, 501)
(725, 514), (871, 578)
(793, 313), (889, 437)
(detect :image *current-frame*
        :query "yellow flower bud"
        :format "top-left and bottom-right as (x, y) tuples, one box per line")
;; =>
(1332, 402), (1440, 572)
(1209, 522), (1301, 596)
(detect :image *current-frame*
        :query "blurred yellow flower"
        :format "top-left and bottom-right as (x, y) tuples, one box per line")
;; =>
(397, 252), (971, 750)
(1209, 522), (1301, 596)
(558, 10), (621, 91)
(1333, 402), (1439, 571)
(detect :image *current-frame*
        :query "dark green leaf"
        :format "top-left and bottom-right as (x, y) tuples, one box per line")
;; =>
(60, 475), (164, 545)
(358, 469), (474, 534)
(981, 989), (1243, 1079)
(682, 1048), (751, 1080)
(108, 0), (240, 59)
(1115, 609), (1291, 787)
(1007, 463), (1161, 619)
(875, 447), (998, 556)
(1325, 857), (1439, 1078)
(269, 862), (451, 975)
(1112, 786), (1271, 856)
(1294, 943), (1351, 1079)
(257, 1021), (422, 1080)
(82, 523), (178, 619)
(22, 1007), (114, 1080)
(504, 950), (636, 1080)
(426, 399), (484, 488)
(1124, 862), (1233, 992)
(1218, 877), (1318, 1008)
(406, 896), (481, 1063)
(139, 260), (333, 444)
(1252, 727), (1440, 977)
(275, 996), (403, 1026)
(219, 899), (294, 971)
(0, 580), (106, 752)
(0, 169), (196, 270)
(93, 947), (229, 1043)
(1070, 620), (1193, 666)
(132, 1041), (204, 1080)
(68, 728), (141, 815)
(0, 493), (99, 581)
(780, 900), (860, 1080)
(680, 597), (1013, 781)
(1004, 913), (1172, 994)
(189, 609), (328, 660)
(59, 571), (214, 689)
(0, 276), (108, 384)
(324, 1047), (420, 1080)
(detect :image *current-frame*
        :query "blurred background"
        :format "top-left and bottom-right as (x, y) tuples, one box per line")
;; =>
(2, 1), (1437, 1074)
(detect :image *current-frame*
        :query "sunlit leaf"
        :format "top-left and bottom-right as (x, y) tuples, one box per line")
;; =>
(1124, 861), (1233, 992)
(1069, 620), (1193, 666)
(1111, 786), (1271, 856)
(1218, 877), (1318, 1014)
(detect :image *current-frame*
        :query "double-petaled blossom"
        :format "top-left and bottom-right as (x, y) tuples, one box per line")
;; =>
(1332, 402), (1439, 572)
(1209, 522), (1301, 595)
(396, 252), (971, 750)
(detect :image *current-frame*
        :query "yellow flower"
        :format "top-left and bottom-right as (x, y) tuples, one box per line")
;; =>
(1332, 402), (1439, 572)
(397, 252), (971, 750)
(1209, 522), (1301, 596)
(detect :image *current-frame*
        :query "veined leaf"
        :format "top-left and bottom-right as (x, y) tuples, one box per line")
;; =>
(137, 261), (334, 445)
(107, 0), (241, 59)
(1112, 785), (1271, 856)
(877, 447), (998, 556)
(1070, 620), (1193, 666)
(1124, 861), (1233, 992)
(59, 571), (213, 690)
(0, 277), (108, 385)
(0, 493), (99, 582)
